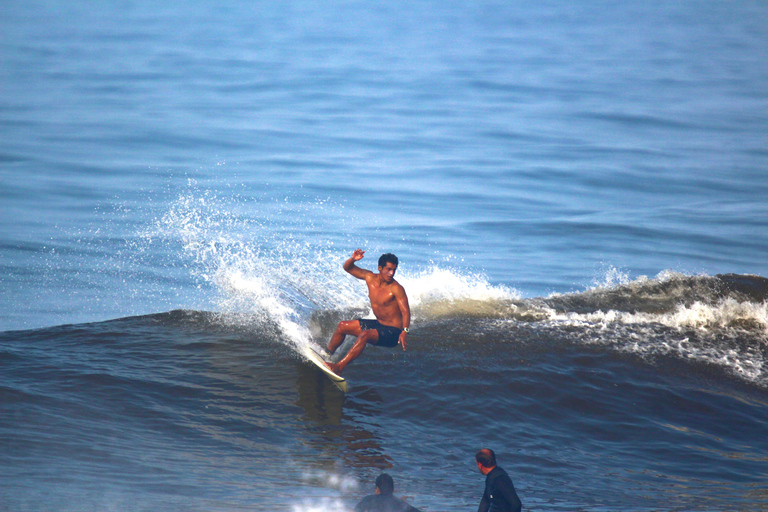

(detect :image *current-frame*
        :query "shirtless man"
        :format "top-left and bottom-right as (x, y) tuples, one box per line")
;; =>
(325, 249), (410, 374)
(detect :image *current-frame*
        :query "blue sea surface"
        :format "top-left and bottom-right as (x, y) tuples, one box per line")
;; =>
(2, 1), (768, 511)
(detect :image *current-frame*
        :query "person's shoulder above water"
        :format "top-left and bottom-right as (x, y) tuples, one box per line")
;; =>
(355, 473), (421, 512)
(355, 493), (420, 512)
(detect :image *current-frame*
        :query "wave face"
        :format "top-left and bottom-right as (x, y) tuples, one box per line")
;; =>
(2, 270), (767, 511)
(148, 188), (768, 389)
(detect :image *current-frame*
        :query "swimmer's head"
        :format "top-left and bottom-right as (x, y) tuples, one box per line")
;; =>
(375, 473), (395, 495)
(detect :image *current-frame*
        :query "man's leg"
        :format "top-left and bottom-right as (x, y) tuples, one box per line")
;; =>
(328, 328), (378, 374)
(327, 320), (363, 354)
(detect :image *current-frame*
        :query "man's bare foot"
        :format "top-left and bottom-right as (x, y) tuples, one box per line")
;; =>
(325, 361), (343, 374)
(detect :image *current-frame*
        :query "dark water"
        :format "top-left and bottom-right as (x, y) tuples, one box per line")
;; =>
(2, 0), (768, 510)
(3, 274), (768, 511)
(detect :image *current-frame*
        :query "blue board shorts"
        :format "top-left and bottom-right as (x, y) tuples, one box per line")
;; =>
(358, 319), (402, 348)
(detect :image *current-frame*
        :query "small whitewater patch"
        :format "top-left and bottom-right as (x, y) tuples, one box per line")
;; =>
(292, 499), (351, 512)
(535, 271), (768, 386)
(292, 470), (359, 512)
(400, 266), (524, 321)
(543, 270), (768, 336)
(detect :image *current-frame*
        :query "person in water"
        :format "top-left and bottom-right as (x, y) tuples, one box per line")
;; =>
(325, 249), (410, 374)
(355, 473), (421, 512)
(475, 449), (523, 512)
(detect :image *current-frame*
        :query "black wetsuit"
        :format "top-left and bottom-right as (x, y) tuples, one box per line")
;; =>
(358, 318), (402, 348)
(478, 466), (522, 512)
(355, 493), (420, 512)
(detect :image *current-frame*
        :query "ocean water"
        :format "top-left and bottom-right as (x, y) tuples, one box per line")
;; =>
(2, 1), (768, 510)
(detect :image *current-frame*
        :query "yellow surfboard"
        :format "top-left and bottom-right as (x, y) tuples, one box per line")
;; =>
(301, 344), (348, 393)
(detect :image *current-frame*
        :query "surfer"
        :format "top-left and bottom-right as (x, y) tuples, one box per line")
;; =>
(475, 449), (522, 512)
(325, 249), (410, 374)
(355, 473), (421, 512)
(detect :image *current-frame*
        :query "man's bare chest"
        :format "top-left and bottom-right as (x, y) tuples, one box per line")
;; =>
(367, 285), (396, 306)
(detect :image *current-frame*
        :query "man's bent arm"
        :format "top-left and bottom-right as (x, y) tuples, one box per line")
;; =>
(396, 286), (411, 350)
(398, 291), (410, 330)
(344, 249), (371, 280)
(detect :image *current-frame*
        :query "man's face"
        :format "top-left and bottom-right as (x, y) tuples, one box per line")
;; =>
(379, 262), (397, 282)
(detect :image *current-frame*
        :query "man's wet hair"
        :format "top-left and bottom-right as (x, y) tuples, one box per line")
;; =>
(375, 473), (395, 495)
(378, 253), (398, 268)
(476, 448), (497, 468)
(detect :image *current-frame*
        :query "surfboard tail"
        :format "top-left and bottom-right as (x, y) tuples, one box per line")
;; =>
(301, 344), (348, 392)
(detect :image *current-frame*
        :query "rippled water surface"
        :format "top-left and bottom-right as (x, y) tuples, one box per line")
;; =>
(2, 0), (768, 510)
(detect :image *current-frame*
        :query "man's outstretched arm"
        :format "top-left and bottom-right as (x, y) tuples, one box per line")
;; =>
(344, 249), (372, 280)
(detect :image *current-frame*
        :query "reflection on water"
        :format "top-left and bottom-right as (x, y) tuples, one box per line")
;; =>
(296, 363), (346, 425)
(295, 364), (394, 471)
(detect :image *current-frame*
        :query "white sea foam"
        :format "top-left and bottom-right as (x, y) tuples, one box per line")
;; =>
(540, 281), (768, 384)
(665, 298), (768, 332)
(154, 190), (526, 344)
(300, 470), (359, 492)
(545, 289), (768, 335)
(397, 266), (521, 321)
(402, 266), (519, 307)
(292, 499), (352, 512)
(152, 190), (330, 348)
(292, 471), (358, 512)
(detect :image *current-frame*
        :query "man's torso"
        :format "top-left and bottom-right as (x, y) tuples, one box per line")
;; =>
(484, 467), (521, 512)
(365, 275), (404, 328)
